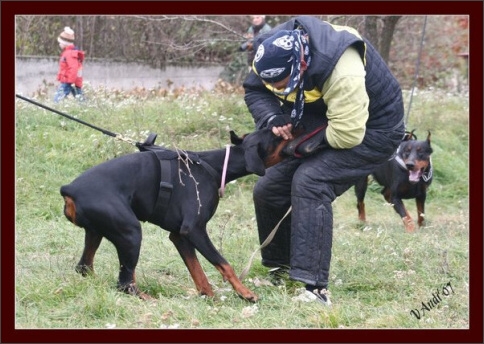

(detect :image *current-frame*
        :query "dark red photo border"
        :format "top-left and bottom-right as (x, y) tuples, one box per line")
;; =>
(2, 1), (482, 343)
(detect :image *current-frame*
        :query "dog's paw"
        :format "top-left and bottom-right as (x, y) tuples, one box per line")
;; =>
(75, 264), (93, 276)
(402, 216), (416, 233)
(118, 282), (153, 300)
(238, 290), (258, 303)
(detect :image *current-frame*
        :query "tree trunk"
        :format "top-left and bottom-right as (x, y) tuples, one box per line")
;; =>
(364, 16), (401, 63)
(380, 16), (401, 63)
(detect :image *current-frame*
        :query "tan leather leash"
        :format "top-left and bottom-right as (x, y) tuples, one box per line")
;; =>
(239, 206), (292, 280)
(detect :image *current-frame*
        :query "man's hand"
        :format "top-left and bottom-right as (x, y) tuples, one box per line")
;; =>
(272, 124), (293, 140)
(268, 114), (293, 140)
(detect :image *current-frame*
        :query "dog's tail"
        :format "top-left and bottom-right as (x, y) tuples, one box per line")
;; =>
(62, 195), (78, 225)
(60, 185), (84, 227)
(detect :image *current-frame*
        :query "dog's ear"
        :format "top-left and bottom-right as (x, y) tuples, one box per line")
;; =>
(426, 131), (431, 145)
(426, 130), (433, 153)
(242, 131), (268, 176)
(230, 130), (245, 145)
(403, 129), (417, 141)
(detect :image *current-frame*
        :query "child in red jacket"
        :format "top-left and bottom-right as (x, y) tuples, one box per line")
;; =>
(54, 27), (85, 103)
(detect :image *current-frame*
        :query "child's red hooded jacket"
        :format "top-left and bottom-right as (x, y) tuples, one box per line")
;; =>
(57, 45), (85, 87)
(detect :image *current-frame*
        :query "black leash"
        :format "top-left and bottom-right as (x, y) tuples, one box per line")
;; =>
(405, 16), (427, 126)
(15, 94), (182, 152)
(16, 94), (120, 139)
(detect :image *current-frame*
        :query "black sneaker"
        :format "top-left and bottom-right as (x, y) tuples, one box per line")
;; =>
(312, 288), (332, 306)
(268, 266), (289, 286)
(304, 286), (332, 306)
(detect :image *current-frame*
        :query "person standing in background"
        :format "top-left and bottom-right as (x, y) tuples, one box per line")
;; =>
(54, 26), (85, 103)
(239, 15), (272, 68)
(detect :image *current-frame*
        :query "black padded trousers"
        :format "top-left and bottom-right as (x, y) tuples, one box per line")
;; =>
(253, 124), (405, 287)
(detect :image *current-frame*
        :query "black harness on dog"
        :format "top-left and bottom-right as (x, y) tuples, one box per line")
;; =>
(137, 133), (219, 223)
(14, 95), (223, 221)
(151, 152), (175, 223)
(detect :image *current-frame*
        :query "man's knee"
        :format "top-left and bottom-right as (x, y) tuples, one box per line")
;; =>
(253, 177), (291, 208)
(292, 169), (333, 201)
(292, 162), (353, 200)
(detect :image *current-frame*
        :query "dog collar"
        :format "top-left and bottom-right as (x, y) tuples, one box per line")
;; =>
(394, 146), (407, 170)
(421, 157), (433, 182)
(219, 144), (231, 198)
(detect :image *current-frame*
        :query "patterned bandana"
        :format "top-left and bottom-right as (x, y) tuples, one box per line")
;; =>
(253, 28), (311, 127)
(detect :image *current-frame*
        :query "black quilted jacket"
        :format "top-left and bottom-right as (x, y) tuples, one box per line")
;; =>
(243, 15), (403, 131)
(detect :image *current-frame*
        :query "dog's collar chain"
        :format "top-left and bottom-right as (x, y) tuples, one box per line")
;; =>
(421, 157), (433, 182)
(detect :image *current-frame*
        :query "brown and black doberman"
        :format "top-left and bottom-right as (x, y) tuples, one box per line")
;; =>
(60, 129), (297, 302)
(355, 131), (433, 232)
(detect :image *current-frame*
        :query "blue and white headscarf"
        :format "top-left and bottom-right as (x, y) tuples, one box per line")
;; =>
(253, 28), (311, 127)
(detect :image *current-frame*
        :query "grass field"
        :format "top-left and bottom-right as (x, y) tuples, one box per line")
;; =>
(14, 84), (469, 330)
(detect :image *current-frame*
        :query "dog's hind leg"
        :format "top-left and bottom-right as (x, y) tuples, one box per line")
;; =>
(110, 227), (152, 300)
(354, 177), (369, 222)
(95, 208), (152, 300)
(75, 227), (103, 276)
(169, 232), (214, 297)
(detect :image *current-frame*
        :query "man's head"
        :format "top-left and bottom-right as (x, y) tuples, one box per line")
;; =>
(251, 15), (266, 26)
(57, 26), (75, 49)
(252, 29), (309, 95)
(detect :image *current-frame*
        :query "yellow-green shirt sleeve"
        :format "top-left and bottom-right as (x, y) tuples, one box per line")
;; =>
(321, 46), (369, 149)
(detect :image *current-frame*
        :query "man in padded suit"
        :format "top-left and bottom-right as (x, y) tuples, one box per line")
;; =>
(243, 15), (405, 305)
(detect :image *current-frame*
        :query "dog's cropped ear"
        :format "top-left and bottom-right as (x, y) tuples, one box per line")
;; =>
(403, 129), (417, 141)
(230, 130), (246, 145)
(426, 130), (433, 153)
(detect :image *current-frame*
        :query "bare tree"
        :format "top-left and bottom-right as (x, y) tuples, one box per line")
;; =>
(364, 16), (402, 63)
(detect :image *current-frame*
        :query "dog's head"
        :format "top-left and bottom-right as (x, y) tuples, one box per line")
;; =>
(230, 129), (297, 176)
(398, 131), (433, 183)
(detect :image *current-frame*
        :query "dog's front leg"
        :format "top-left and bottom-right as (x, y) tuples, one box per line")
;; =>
(214, 264), (258, 303)
(181, 225), (258, 302)
(169, 232), (215, 297)
(392, 197), (415, 233)
(416, 194), (427, 227)
(402, 215), (416, 233)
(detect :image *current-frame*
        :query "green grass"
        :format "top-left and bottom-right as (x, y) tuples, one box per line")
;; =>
(15, 85), (469, 329)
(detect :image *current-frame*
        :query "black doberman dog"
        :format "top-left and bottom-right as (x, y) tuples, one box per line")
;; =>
(354, 131), (433, 232)
(60, 129), (296, 302)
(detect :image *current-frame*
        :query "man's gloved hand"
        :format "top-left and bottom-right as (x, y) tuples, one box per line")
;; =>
(267, 114), (292, 130)
(283, 125), (328, 158)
